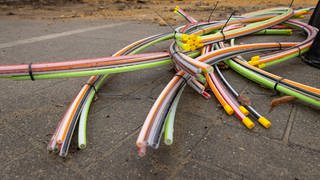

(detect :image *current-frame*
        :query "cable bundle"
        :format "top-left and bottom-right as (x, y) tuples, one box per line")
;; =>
(0, 6), (319, 158)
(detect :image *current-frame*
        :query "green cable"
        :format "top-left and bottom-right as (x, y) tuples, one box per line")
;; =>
(227, 38), (319, 107)
(78, 75), (108, 149)
(129, 33), (174, 55)
(254, 29), (293, 35)
(76, 50), (200, 149)
(77, 32), (198, 149)
(201, 8), (293, 40)
(225, 59), (320, 107)
(6, 60), (172, 80)
(77, 33), (176, 149)
(264, 48), (309, 67)
(163, 84), (185, 145)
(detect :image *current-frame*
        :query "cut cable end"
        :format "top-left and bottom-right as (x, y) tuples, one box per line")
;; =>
(138, 147), (147, 157)
(164, 139), (173, 146)
(79, 144), (87, 150)
(202, 91), (211, 99)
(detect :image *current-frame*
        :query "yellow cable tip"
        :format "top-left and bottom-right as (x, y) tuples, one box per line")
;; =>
(223, 105), (234, 115)
(258, 63), (266, 69)
(181, 44), (191, 51)
(197, 42), (204, 48)
(189, 34), (199, 41)
(239, 106), (250, 116)
(181, 34), (190, 42)
(250, 55), (260, 62)
(258, 117), (272, 129)
(242, 117), (255, 129)
(248, 60), (259, 66)
(174, 6), (180, 12)
(190, 45), (196, 51)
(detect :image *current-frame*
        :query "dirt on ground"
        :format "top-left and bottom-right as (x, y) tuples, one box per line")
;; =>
(0, 0), (318, 24)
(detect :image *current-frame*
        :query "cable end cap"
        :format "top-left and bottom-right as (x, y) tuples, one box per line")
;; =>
(239, 106), (250, 116)
(258, 116), (272, 128)
(242, 117), (255, 129)
(223, 105), (234, 115)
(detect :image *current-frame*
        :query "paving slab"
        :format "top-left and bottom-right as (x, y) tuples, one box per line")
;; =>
(1, 150), (85, 180)
(0, 123), (35, 168)
(175, 160), (243, 180)
(290, 103), (320, 151)
(192, 124), (320, 179)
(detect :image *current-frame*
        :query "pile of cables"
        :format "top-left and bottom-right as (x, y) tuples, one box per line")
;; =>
(0, 5), (319, 158)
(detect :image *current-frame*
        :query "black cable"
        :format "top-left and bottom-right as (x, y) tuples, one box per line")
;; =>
(220, 11), (235, 41)
(208, 1), (219, 22)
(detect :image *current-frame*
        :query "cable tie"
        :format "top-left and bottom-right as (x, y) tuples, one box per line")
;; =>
(297, 46), (302, 57)
(28, 63), (35, 81)
(273, 77), (285, 92)
(84, 82), (97, 93)
(289, 0), (295, 8)
(170, 51), (179, 59)
(175, 74), (188, 82)
(220, 11), (234, 42)
(221, 30), (226, 41)
(278, 42), (282, 50)
(207, 1), (219, 23)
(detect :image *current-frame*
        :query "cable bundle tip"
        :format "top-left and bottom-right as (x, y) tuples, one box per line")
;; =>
(242, 117), (255, 129)
(239, 106), (250, 116)
(258, 117), (272, 128)
(223, 104), (234, 115)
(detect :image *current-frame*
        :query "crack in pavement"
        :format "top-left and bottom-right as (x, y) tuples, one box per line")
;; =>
(282, 104), (296, 145)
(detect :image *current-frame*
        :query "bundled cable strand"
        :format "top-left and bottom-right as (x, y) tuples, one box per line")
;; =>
(136, 6), (319, 157)
(1, 6), (319, 158)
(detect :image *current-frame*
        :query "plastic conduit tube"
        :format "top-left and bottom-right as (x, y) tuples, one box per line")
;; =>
(163, 83), (186, 145)
(223, 22), (320, 98)
(136, 71), (184, 156)
(78, 75), (108, 149)
(225, 59), (320, 107)
(147, 79), (185, 149)
(76, 33), (175, 150)
(201, 44), (252, 127)
(208, 72), (255, 129)
(57, 33), (180, 153)
(213, 65), (271, 128)
(0, 52), (169, 76)
(224, 46), (320, 98)
(247, 20), (317, 66)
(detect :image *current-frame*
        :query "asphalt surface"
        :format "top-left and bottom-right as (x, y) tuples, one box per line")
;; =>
(0, 18), (320, 179)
